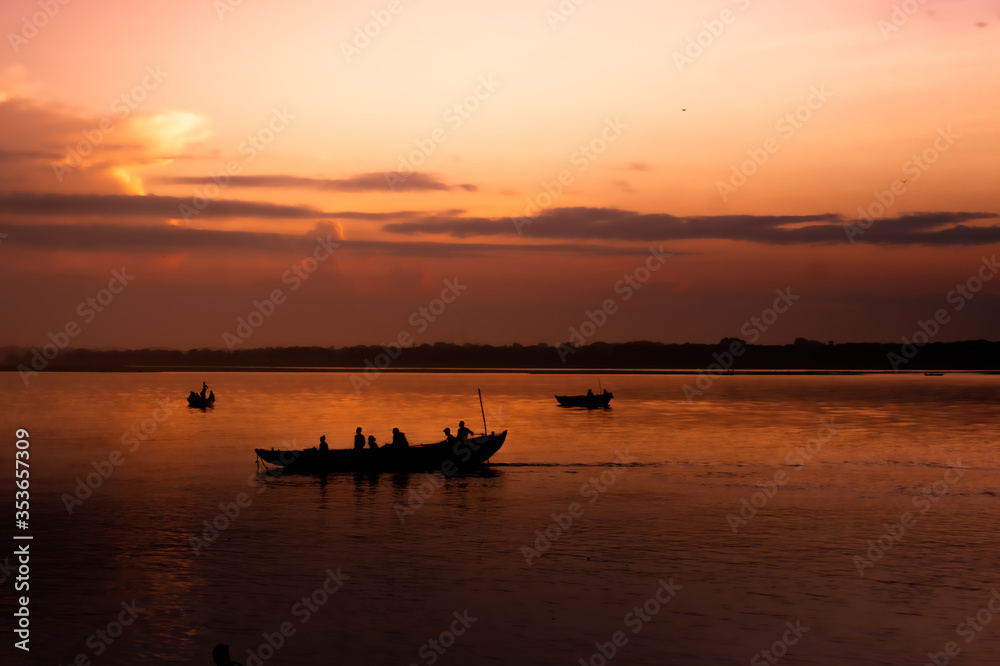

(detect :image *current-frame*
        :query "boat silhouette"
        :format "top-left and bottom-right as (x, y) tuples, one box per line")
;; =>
(555, 390), (613, 409)
(255, 431), (507, 474)
(187, 392), (215, 408)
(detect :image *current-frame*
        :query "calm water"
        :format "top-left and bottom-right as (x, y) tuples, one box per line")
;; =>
(1, 371), (998, 665)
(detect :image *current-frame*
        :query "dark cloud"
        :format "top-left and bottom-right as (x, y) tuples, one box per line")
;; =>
(0, 191), (434, 223)
(0, 149), (63, 161)
(0, 192), (326, 220)
(381, 208), (1000, 246)
(154, 172), (478, 193)
(0, 222), (675, 258)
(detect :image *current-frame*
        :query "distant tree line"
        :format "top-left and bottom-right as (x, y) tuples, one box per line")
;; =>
(1, 338), (998, 372)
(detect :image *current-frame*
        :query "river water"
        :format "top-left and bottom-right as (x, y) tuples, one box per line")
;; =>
(1, 371), (998, 665)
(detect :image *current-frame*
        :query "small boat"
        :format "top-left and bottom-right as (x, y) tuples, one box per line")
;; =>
(924, 372), (945, 377)
(255, 430), (507, 474)
(187, 393), (215, 408)
(555, 391), (613, 409)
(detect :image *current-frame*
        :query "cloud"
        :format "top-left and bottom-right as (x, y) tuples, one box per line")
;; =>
(0, 192), (433, 223)
(381, 208), (1000, 246)
(0, 221), (675, 258)
(0, 93), (211, 196)
(154, 172), (478, 193)
(0, 192), (326, 220)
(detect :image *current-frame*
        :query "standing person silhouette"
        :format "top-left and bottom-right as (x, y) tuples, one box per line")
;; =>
(456, 421), (473, 441)
(201, 382), (209, 399)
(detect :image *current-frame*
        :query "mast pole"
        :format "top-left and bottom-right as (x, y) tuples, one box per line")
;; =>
(478, 388), (488, 435)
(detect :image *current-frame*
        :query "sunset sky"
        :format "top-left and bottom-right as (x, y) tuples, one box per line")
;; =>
(2, 0), (998, 349)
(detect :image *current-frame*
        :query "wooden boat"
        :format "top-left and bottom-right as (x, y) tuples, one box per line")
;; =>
(255, 430), (507, 474)
(187, 393), (215, 408)
(924, 372), (945, 377)
(555, 391), (613, 409)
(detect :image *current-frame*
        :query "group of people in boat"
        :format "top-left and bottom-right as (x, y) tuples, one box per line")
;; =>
(351, 426), (409, 451)
(189, 382), (214, 403)
(443, 421), (474, 444)
(315, 421), (476, 453)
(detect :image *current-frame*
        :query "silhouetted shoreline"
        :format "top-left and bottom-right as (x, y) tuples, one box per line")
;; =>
(3, 339), (998, 373)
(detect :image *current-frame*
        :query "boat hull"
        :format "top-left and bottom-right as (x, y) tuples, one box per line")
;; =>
(255, 430), (507, 474)
(187, 395), (215, 408)
(555, 393), (613, 409)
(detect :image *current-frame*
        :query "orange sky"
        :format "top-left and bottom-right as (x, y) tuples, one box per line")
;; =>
(1, 0), (998, 348)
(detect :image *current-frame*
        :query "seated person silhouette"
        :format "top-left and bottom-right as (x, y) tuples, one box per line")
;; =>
(443, 427), (457, 445)
(319, 435), (328, 452)
(208, 390), (215, 401)
(391, 428), (409, 448)
(587, 389), (594, 397)
(212, 644), (241, 666)
(367, 435), (379, 450)
(354, 427), (365, 450)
